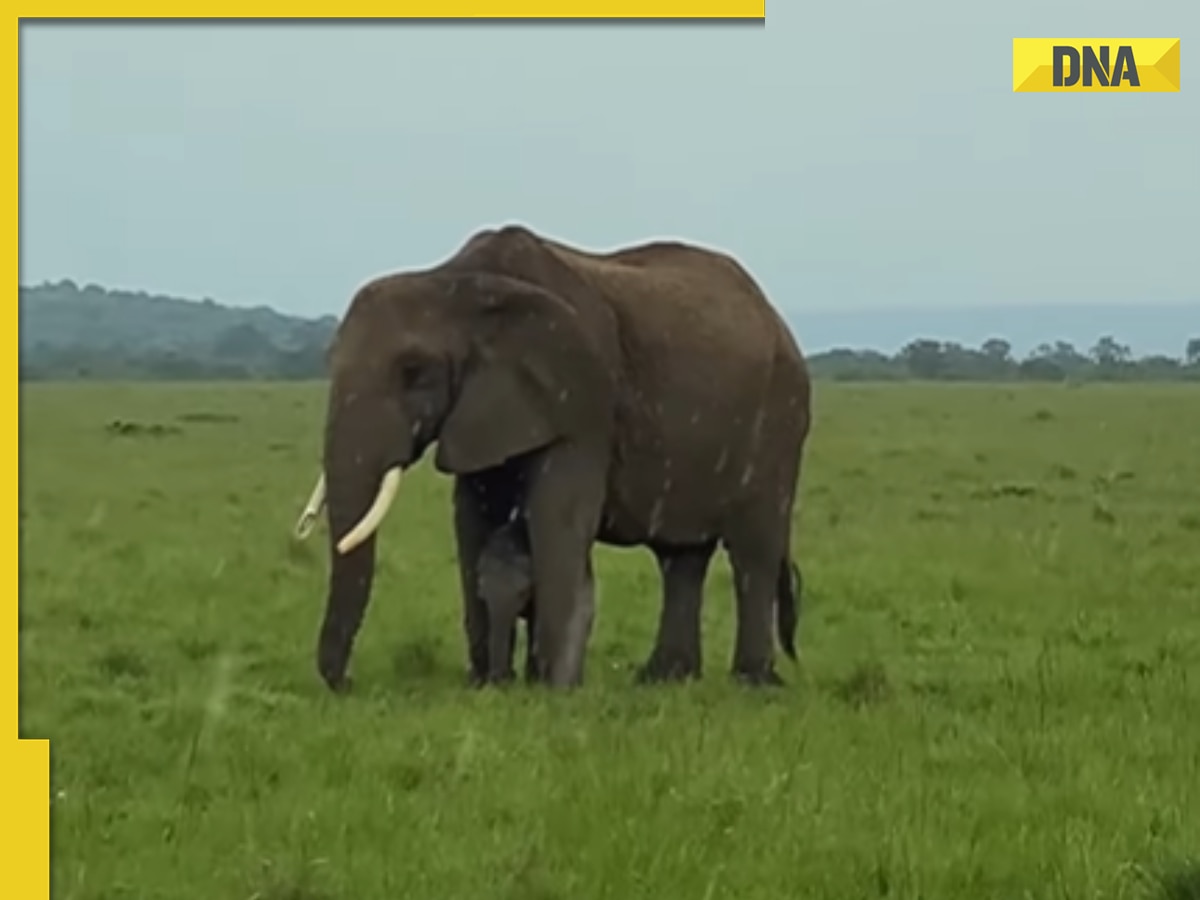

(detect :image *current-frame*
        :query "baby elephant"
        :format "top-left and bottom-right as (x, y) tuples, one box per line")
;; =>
(476, 520), (596, 684)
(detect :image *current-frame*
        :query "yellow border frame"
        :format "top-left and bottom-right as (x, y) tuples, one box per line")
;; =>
(9, 19), (50, 898)
(10, 7), (765, 896)
(19, 2), (765, 17)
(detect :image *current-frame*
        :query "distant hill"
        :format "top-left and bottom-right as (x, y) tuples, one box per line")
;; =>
(20, 280), (337, 381)
(17, 279), (1200, 383)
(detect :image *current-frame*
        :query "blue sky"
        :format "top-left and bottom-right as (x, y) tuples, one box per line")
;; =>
(19, 6), (1198, 334)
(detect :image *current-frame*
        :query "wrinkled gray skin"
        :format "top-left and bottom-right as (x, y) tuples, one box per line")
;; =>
(476, 518), (595, 684)
(313, 224), (811, 692)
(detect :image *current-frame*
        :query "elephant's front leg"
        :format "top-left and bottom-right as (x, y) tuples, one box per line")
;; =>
(523, 444), (605, 688)
(452, 476), (503, 686)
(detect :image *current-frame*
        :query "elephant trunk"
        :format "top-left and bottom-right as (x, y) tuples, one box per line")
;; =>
(317, 521), (376, 692)
(315, 396), (413, 692)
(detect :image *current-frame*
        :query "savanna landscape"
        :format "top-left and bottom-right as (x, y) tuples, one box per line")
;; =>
(21, 378), (1200, 900)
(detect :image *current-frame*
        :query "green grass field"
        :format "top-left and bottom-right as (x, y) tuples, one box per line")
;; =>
(21, 381), (1200, 900)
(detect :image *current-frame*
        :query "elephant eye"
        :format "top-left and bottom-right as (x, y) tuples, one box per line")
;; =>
(396, 357), (438, 389)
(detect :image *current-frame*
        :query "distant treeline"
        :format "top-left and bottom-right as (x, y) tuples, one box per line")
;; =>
(815, 337), (1200, 383)
(18, 280), (1200, 383)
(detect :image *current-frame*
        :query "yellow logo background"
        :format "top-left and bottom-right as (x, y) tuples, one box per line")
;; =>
(1012, 38), (1180, 92)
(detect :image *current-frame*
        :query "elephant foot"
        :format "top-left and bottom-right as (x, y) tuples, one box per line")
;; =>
(465, 668), (489, 689)
(732, 662), (785, 688)
(635, 650), (701, 685)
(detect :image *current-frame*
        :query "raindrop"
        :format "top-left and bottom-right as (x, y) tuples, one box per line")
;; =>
(740, 464), (755, 486)
(84, 502), (107, 530)
(649, 498), (664, 534)
(715, 448), (729, 473)
(203, 652), (236, 725)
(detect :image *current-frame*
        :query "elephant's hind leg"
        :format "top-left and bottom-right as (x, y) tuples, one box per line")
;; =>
(724, 526), (788, 687)
(636, 542), (717, 684)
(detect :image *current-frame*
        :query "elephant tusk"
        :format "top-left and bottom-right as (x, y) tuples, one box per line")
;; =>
(336, 466), (402, 555)
(293, 472), (327, 540)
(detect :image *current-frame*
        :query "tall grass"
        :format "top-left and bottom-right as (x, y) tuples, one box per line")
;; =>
(21, 381), (1200, 899)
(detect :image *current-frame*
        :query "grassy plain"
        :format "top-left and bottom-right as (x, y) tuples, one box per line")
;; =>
(20, 380), (1200, 900)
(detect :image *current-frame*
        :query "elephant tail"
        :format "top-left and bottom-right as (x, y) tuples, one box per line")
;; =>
(776, 557), (803, 661)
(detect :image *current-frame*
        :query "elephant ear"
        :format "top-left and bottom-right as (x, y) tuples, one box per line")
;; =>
(434, 277), (614, 475)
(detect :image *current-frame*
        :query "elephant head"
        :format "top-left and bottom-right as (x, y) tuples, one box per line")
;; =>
(297, 265), (616, 692)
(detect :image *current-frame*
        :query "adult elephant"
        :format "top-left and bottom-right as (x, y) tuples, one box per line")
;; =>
(295, 224), (812, 692)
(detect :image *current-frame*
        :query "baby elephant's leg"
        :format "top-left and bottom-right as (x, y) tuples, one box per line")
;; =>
(478, 524), (535, 685)
(522, 601), (540, 683)
(487, 616), (519, 684)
